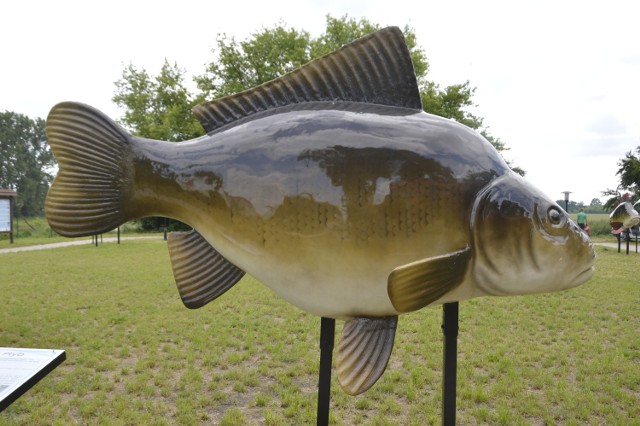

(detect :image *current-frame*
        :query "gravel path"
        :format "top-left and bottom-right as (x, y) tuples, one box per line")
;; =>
(0, 236), (162, 254)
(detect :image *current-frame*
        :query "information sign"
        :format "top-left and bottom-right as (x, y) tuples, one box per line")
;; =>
(0, 199), (10, 232)
(0, 348), (66, 411)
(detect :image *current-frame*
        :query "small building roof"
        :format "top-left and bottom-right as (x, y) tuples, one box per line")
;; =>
(0, 189), (17, 197)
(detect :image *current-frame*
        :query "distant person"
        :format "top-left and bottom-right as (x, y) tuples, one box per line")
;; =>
(577, 208), (587, 230)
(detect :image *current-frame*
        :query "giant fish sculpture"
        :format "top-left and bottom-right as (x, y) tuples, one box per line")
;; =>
(609, 201), (640, 230)
(45, 27), (595, 395)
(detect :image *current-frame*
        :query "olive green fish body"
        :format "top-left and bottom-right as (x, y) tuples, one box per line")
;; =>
(121, 105), (508, 318)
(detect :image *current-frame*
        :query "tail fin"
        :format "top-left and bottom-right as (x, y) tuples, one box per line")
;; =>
(45, 102), (133, 237)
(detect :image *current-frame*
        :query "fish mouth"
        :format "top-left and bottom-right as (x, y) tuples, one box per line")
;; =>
(569, 236), (596, 288)
(569, 264), (595, 288)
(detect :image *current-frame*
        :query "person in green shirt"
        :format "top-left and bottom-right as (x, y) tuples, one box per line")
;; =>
(576, 208), (587, 230)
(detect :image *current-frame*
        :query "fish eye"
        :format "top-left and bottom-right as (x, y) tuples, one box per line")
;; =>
(547, 207), (564, 226)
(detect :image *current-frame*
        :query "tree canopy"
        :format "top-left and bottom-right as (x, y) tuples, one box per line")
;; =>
(113, 16), (521, 173)
(0, 111), (55, 216)
(603, 146), (640, 210)
(617, 147), (640, 198)
(113, 61), (203, 141)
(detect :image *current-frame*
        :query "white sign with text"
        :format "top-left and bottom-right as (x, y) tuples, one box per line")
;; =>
(0, 199), (10, 232)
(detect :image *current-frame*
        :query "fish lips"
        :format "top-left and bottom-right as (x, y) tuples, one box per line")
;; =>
(570, 263), (596, 288)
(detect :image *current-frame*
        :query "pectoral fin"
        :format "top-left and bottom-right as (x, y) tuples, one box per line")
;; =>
(168, 230), (245, 309)
(336, 316), (398, 395)
(388, 247), (471, 313)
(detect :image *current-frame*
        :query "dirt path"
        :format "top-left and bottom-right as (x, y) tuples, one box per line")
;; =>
(598, 241), (639, 253)
(0, 236), (162, 254)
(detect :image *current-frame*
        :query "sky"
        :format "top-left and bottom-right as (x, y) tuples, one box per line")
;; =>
(2, 0), (639, 205)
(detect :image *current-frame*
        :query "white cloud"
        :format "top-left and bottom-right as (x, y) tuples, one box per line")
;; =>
(585, 115), (628, 136)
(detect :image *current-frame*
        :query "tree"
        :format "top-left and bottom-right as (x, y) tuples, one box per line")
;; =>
(602, 147), (640, 210)
(114, 14), (521, 168)
(113, 60), (203, 141)
(0, 111), (55, 216)
(194, 15), (522, 174)
(590, 198), (602, 206)
(115, 16), (526, 229)
(113, 61), (204, 230)
(554, 200), (585, 213)
(617, 147), (640, 199)
(195, 25), (312, 99)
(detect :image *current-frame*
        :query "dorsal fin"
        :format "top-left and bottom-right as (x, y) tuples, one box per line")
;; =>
(167, 230), (245, 309)
(193, 26), (422, 133)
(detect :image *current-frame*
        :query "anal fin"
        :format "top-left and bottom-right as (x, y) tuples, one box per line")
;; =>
(336, 316), (398, 395)
(388, 247), (471, 313)
(168, 230), (245, 309)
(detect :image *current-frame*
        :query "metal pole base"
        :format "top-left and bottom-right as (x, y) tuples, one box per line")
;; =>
(442, 302), (459, 426)
(317, 317), (335, 426)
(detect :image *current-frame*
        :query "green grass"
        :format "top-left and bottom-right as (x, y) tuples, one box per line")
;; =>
(0, 241), (638, 424)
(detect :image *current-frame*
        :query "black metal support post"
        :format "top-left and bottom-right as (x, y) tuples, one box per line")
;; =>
(117, 226), (120, 244)
(442, 302), (459, 426)
(317, 317), (335, 426)
(625, 231), (630, 255)
(164, 218), (168, 241)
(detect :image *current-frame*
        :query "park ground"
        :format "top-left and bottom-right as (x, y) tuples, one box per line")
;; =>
(0, 219), (638, 425)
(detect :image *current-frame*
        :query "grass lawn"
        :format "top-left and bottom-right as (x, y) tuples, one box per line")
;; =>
(0, 240), (638, 425)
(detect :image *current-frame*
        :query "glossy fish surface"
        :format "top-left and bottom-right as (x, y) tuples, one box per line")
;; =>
(609, 201), (640, 229)
(44, 27), (595, 395)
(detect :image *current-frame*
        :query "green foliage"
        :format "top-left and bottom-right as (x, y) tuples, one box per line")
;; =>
(113, 60), (202, 230)
(420, 81), (478, 129)
(136, 216), (190, 233)
(113, 60), (203, 141)
(309, 16), (382, 57)
(554, 200), (610, 215)
(602, 147), (640, 210)
(617, 147), (640, 195)
(196, 24), (312, 98)
(0, 111), (55, 216)
(195, 15), (512, 160)
(116, 15), (516, 165)
(113, 16), (528, 230)
(555, 199), (586, 213)
(0, 242), (637, 424)
(602, 189), (635, 212)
